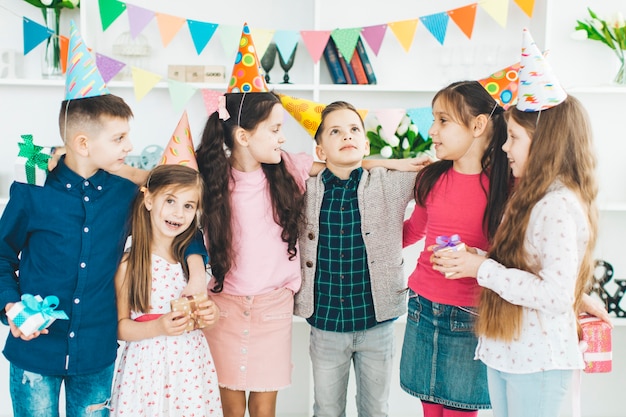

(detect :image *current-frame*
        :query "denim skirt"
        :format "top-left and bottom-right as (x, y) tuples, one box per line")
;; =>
(399, 291), (490, 410)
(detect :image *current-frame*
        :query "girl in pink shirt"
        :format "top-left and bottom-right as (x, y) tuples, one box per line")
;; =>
(401, 81), (511, 417)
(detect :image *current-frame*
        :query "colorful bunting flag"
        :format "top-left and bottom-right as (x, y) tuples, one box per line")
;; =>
(96, 53), (126, 83)
(514, 0), (535, 18)
(388, 19), (418, 53)
(480, 0), (509, 28)
(126, 4), (154, 39)
(331, 28), (362, 62)
(167, 80), (198, 114)
(155, 13), (186, 47)
(218, 24), (242, 59)
(448, 4), (477, 39)
(406, 107), (434, 137)
(131, 67), (162, 101)
(374, 108), (406, 140)
(23, 18), (52, 55)
(201, 89), (222, 115)
(187, 20), (218, 55)
(361, 24), (387, 56)
(98, 0), (126, 31)
(420, 12), (449, 46)
(274, 30), (301, 64)
(59, 36), (68, 73)
(300, 30), (331, 64)
(250, 28), (275, 61)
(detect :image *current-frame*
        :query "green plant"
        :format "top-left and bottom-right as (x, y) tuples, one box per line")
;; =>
(366, 114), (433, 159)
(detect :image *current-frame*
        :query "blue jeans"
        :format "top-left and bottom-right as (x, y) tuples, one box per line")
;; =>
(309, 321), (395, 417)
(486, 367), (573, 417)
(10, 363), (114, 417)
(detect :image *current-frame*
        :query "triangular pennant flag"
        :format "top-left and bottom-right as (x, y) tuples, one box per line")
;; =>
(131, 67), (162, 101)
(480, 0), (509, 28)
(99, 0), (126, 32)
(479, 62), (520, 109)
(448, 4), (477, 39)
(406, 107), (434, 137)
(187, 19), (218, 55)
(273, 30), (301, 64)
(419, 12), (449, 46)
(388, 19), (418, 53)
(374, 108), (406, 139)
(330, 28), (361, 62)
(279, 94), (326, 138)
(167, 80), (198, 114)
(300, 30), (331, 64)
(23, 18), (53, 55)
(514, 0), (535, 18)
(249, 28), (275, 62)
(126, 4), (154, 39)
(96, 53), (126, 83)
(66, 20), (110, 99)
(155, 13), (187, 47)
(201, 89), (222, 116)
(361, 24), (387, 56)
(59, 35), (68, 73)
(159, 111), (198, 169)
(218, 24), (242, 58)
(357, 109), (369, 122)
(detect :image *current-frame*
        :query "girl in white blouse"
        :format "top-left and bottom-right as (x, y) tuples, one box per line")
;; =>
(432, 91), (598, 417)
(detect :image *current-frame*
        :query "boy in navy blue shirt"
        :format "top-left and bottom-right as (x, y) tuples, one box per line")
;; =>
(0, 23), (206, 416)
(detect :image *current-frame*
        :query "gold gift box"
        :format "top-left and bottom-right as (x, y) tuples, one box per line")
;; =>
(170, 293), (209, 332)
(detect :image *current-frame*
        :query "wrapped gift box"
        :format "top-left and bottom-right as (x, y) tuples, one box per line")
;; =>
(6, 294), (69, 337)
(579, 313), (612, 373)
(15, 134), (52, 186)
(170, 293), (209, 332)
(433, 234), (466, 278)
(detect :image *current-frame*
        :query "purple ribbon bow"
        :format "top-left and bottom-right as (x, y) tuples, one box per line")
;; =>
(435, 234), (461, 251)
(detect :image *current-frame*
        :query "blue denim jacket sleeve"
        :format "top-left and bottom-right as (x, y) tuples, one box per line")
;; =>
(184, 229), (209, 265)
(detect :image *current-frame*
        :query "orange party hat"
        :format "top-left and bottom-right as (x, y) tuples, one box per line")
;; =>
(227, 23), (269, 93)
(479, 62), (520, 109)
(159, 111), (198, 169)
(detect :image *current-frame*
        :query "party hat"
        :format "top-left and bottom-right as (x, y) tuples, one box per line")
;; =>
(159, 111), (198, 170)
(227, 23), (269, 93)
(279, 94), (325, 137)
(65, 20), (110, 100)
(479, 62), (520, 109)
(517, 28), (566, 112)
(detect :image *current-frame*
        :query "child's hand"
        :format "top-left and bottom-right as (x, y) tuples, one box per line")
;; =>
(196, 298), (220, 329)
(431, 248), (486, 279)
(394, 156), (432, 172)
(5, 303), (49, 341)
(158, 310), (190, 336)
(580, 293), (613, 327)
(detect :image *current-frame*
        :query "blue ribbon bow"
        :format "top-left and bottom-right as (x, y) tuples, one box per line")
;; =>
(434, 234), (461, 251)
(21, 294), (69, 321)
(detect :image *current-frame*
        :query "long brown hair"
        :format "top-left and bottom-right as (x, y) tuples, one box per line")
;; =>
(195, 92), (305, 293)
(415, 81), (511, 240)
(124, 164), (204, 313)
(477, 95), (598, 341)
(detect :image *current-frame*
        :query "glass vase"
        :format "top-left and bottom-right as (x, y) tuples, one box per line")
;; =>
(615, 56), (626, 86)
(42, 8), (62, 79)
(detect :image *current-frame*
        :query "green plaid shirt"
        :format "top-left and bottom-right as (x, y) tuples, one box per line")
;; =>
(307, 167), (377, 332)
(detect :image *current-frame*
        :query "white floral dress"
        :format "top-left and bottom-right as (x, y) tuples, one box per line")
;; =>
(111, 255), (222, 417)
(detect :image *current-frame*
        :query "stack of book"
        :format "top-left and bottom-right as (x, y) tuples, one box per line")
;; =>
(323, 37), (377, 85)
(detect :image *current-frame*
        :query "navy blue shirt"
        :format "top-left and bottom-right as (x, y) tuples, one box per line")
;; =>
(0, 157), (206, 375)
(307, 168), (377, 332)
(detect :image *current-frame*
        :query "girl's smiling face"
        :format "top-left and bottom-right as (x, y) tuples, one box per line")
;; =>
(502, 117), (532, 178)
(144, 186), (200, 243)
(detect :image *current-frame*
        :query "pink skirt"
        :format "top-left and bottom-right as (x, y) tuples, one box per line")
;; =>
(203, 287), (294, 391)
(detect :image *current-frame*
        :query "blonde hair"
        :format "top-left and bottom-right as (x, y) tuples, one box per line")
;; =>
(124, 164), (204, 313)
(477, 95), (598, 341)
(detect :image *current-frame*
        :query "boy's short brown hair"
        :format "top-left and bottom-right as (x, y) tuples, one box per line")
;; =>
(58, 94), (134, 143)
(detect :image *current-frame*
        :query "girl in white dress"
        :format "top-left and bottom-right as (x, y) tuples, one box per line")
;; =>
(111, 164), (222, 417)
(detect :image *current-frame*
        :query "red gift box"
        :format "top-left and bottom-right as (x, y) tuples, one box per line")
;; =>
(579, 314), (612, 373)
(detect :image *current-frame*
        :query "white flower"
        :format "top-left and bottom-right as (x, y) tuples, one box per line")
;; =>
(591, 18), (604, 32)
(380, 146), (393, 158)
(379, 128), (400, 147)
(408, 124), (419, 135)
(609, 12), (625, 29)
(68, 0), (80, 6)
(571, 30), (589, 41)
(40, 0), (54, 5)
(396, 115), (410, 136)
(402, 138), (409, 150)
(364, 116), (379, 132)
